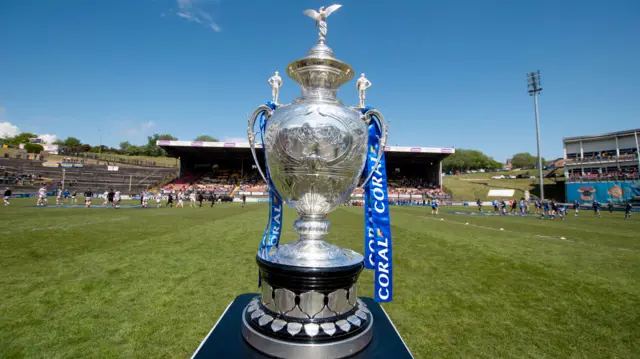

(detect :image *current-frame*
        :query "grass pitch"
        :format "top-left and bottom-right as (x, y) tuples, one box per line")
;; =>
(1, 199), (639, 358)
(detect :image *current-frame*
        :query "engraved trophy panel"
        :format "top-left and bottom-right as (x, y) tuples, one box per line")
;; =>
(264, 103), (367, 217)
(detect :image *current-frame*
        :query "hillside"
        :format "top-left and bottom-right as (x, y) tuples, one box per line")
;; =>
(443, 170), (565, 201)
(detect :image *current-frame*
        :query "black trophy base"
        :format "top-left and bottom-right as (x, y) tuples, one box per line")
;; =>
(241, 295), (373, 359)
(191, 293), (414, 359)
(245, 256), (371, 358)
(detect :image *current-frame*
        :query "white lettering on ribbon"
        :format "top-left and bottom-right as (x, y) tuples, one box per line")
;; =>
(367, 227), (375, 267)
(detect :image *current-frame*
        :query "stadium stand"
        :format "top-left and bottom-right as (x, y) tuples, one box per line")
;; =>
(154, 141), (455, 202)
(0, 157), (176, 194)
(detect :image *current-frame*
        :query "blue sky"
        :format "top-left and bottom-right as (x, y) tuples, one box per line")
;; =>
(1, 0), (638, 162)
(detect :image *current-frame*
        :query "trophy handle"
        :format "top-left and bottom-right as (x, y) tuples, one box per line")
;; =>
(247, 105), (274, 185)
(359, 109), (388, 189)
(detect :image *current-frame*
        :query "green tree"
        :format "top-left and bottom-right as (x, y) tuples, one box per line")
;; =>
(511, 152), (545, 169)
(442, 149), (502, 172)
(7, 132), (37, 146)
(145, 133), (177, 157)
(193, 135), (218, 142)
(125, 145), (142, 156)
(80, 144), (92, 152)
(24, 143), (44, 154)
(119, 141), (131, 150)
(63, 137), (82, 148)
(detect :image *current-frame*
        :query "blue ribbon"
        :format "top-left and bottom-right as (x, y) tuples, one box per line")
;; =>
(362, 106), (393, 303)
(257, 102), (283, 287)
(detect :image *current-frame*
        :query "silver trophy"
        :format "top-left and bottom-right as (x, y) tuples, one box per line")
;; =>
(244, 5), (387, 358)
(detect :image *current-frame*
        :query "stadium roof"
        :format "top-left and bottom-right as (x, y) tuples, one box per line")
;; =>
(563, 128), (640, 143)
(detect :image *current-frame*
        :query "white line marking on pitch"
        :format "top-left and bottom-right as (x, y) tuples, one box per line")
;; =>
(0, 217), (129, 235)
(424, 216), (637, 252)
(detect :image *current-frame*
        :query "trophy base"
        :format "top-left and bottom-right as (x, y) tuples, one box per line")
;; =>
(241, 299), (373, 359)
(241, 257), (373, 358)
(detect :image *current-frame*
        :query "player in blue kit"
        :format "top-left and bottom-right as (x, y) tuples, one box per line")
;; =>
(625, 201), (633, 219)
(558, 204), (568, 220)
(573, 200), (579, 216)
(431, 198), (439, 215)
(541, 200), (550, 218)
(550, 201), (559, 219)
(592, 200), (601, 217)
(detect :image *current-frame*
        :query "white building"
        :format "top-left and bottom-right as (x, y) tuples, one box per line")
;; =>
(563, 129), (639, 179)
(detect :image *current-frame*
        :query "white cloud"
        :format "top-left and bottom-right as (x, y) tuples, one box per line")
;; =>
(38, 134), (58, 144)
(125, 121), (156, 137)
(0, 121), (20, 138)
(222, 137), (248, 143)
(0, 109), (57, 143)
(176, 0), (221, 32)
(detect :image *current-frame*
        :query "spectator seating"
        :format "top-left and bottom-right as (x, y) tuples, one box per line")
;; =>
(0, 157), (176, 194)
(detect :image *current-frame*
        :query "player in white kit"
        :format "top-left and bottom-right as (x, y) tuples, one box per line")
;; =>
(142, 192), (149, 208)
(103, 191), (109, 206)
(177, 191), (184, 208)
(156, 192), (162, 208)
(85, 188), (93, 208)
(56, 189), (63, 205)
(37, 187), (47, 206)
(189, 191), (197, 207)
(114, 190), (121, 208)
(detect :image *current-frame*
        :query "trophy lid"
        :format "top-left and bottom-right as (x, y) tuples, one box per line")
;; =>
(287, 6), (354, 101)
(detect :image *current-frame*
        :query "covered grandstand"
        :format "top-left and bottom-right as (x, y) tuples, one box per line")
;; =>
(158, 140), (455, 202)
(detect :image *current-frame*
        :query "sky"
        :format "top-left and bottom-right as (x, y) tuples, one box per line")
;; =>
(0, 0), (639, 162)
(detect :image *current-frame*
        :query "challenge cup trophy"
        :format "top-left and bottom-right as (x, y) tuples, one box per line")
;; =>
(243, 5), (392, 358)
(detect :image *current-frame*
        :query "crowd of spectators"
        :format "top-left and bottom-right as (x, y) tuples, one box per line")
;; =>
(567, 168), (639, 182)
(163, 172), (197, 191)
(161, 168), (448, 198)
(60, 152), (169, 167)
(237, 172), (268, 192)
(387, 176), (445, 196)
(565, 152), (638, 164)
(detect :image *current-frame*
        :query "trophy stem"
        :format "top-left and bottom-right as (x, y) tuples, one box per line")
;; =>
(294, 216), (330, 241)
